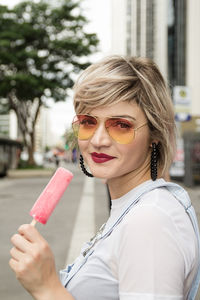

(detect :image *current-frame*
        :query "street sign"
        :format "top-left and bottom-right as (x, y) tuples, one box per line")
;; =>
(173, 86), (191, 122)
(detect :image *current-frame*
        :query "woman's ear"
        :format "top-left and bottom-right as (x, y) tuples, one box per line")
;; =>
(150, 140), (159, 147)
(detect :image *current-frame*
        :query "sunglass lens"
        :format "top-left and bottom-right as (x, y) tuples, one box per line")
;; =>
(75, 115), (97, 140)
(106, 118), (134, 144)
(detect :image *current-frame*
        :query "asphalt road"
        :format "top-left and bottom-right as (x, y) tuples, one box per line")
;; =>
(0, 163), (109, 300)
(1, 163), (200, 299)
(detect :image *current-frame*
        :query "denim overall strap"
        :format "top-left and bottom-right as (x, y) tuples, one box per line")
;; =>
(164, 183), (200, 300)
(61, 179), (200, 298)
(101, 180), (200, 300)
(60, 179), (168, 286)
(187, 206), (200, 299)
(101, 179), (175, 239)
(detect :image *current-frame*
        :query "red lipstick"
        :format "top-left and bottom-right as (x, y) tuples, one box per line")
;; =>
(91, 152), (115, 163)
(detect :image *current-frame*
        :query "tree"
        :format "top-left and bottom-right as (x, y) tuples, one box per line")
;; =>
(0, 1), (99, 165)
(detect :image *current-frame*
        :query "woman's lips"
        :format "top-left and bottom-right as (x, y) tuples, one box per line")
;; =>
(91, 152), (115, 163)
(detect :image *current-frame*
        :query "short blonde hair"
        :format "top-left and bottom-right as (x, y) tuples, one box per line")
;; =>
(73, 55), (176, 176)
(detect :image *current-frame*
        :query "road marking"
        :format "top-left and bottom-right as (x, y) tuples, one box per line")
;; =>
(65, 176), (95, 266)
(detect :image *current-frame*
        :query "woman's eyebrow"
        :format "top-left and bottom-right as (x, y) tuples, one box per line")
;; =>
(111, 115), (136, 121)
(88, 113), (137, 121)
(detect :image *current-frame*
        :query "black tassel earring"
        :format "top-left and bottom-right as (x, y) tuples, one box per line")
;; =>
(151, 143), (158, 181)
(80, 154), (94, 177)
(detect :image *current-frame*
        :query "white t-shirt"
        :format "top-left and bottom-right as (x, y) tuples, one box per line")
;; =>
(65, 187), (198, 300)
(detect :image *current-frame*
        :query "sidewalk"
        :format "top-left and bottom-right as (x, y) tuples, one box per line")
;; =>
(7, 162), (79, 178)
(7, 168), (54, 178)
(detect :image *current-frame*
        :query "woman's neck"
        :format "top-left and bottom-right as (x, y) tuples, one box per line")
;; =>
(107, 164), (152, 200)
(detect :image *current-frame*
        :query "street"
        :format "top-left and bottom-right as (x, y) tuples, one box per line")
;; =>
(0, 163), (109, 300)
(0, 164), (200, 299)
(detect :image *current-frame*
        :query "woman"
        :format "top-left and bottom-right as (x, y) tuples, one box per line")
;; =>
(9, 56), (200, 299)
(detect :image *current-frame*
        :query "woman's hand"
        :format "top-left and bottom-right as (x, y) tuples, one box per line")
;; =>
(9, 224), (60, 299)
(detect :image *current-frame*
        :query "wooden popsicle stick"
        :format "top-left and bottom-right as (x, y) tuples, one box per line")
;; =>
(30, 219), (37, 226)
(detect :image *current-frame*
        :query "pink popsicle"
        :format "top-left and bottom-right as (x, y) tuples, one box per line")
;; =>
(30, 167), (73, 224)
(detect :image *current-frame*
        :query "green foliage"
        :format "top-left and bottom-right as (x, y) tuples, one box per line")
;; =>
(18, 158), (44, 169)
(0, 0), (99, 164)
(0, 0), (99, 101)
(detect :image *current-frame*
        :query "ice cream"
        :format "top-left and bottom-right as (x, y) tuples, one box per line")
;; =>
(30, 167), (73, 225)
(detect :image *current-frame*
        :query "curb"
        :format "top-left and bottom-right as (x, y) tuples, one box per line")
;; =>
(7, 169), (55, 178)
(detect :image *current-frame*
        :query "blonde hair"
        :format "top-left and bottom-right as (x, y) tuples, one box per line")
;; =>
(73, 55), (176, 176)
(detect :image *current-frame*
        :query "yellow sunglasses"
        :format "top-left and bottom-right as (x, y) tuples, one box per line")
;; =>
(72, 114), (148, 145)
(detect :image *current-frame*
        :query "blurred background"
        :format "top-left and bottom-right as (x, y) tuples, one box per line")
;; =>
(0, 0), (199, 182)
(1, 1), (200, 299)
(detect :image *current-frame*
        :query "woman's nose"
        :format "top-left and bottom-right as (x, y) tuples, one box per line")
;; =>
(90, 122), (112, 147)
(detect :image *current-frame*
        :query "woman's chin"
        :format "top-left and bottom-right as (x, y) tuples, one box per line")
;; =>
(90, 169), (111, 181)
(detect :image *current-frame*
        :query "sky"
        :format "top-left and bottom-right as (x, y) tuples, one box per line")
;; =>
(1, 0), (112, 137)
(49, 0), (112, 136)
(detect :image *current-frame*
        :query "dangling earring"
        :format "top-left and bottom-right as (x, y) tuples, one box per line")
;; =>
(79, 154), (94, 177)
(151, 142), (157, 181)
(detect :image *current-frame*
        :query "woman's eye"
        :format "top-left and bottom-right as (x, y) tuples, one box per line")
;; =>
(81, 118), (95, 126)
(80, 119), (87, 124)
(119, 122), (130, 128)
(115, 121), (132, 129)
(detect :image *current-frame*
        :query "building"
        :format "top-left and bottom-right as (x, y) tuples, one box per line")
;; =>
(0, 111), (18, 139)
(186, 0), (200, 116)
(110, 0), (200, 118)
(34, 106), (57, 153)
(111, 0), (168, 78)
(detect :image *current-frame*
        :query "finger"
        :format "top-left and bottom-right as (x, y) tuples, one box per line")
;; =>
(18, 224), (46, 244)
(10, 233), (31, 253)
(9, 257), (19, 273)
(10, 246), (25, 261)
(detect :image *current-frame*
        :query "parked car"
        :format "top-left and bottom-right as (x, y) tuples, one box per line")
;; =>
(0, 137), (22, 176)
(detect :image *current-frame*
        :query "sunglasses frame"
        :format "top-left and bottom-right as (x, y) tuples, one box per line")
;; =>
(72, 114), (148, 144)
